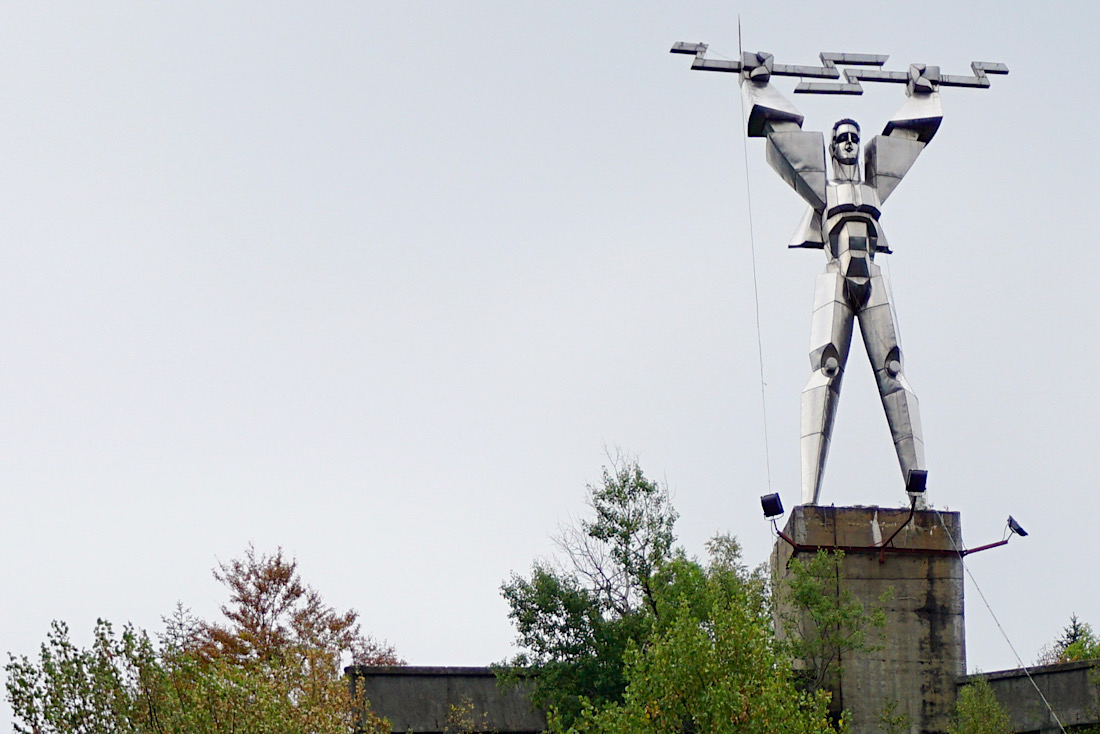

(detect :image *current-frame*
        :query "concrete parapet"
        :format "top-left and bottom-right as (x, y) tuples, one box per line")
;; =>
(964, 660), (1100, 734)
(346, 666), (546, 734)
(772, 505), (965, 734)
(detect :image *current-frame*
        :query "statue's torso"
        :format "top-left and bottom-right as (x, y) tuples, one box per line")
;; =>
(825, 180), (883, 306)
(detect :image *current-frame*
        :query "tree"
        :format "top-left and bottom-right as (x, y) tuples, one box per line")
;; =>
(564, 459), (678, 617)
(193, 545), (400, 669)
(5, 547), (398, 734)
(948, 677), (1012, 734)
(558, 537), (840, 734)
(500, 459), (895, 732)
(1037, 613), (1100, 664)
(5, 619), (154, 734)
(498, 457), (677, 726)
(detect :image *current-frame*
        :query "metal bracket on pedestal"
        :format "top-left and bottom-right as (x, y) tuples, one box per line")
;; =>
(772, 499), (1014, 565)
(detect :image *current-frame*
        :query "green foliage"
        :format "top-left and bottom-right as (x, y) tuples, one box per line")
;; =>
(1037, 613), (1100, 664)
(500, 460), (879, 732)
(444, 695), (494, 734)
(877, 698), (911, 734)
(5, 548), (397, 734)
(557, 538), (841, 734)
(777, 550), (888, 692)
(580, 461), (678, 616)
(498, 457), (675, 725)
(5, 619), (151, 734)
(499, 563), (648, 723)
(948, 677), (1012, 734)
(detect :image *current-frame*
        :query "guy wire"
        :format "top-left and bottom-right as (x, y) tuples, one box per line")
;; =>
(736, 17), (773, 493)
(932, 510), (1068, 734)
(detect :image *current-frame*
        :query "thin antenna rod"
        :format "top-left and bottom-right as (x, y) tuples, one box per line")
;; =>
(736, 16), (774, 494)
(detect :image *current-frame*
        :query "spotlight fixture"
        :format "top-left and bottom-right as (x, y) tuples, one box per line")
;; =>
(1007, 516), (1028, 537)
(760, 493), (784, 519)
(905, 469), (928, 496)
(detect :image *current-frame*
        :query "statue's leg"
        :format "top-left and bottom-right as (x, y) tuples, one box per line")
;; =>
(856, 264), (927, 494)
(801, 265), (855, 505)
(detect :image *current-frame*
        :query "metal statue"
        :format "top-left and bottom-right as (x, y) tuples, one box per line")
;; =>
(671, 45), (1007, 505)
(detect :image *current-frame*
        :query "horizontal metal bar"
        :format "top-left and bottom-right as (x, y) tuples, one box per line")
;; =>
(670, 41), (708, 55)
(773, 63), (840, 79)
(820, 52), (889, 66)
(782, 540), (963, 557)
(672, 46), (1009, 92)
(794, 81), (864, 95)
(776, 531), (1008, 558)
(940, 75), (991, 88)
(958, 539), (1009, 556)
(847, 68), (909, 83)
(691, 58), (741, 73)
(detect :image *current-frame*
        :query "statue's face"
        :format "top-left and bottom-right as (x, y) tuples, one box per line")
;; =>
(832, 124), (860, 165)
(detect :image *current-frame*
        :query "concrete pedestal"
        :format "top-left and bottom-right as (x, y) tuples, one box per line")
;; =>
(772, 505), (964, 734)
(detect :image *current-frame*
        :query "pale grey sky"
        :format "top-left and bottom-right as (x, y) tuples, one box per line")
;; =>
(1, 2), (1097, 724)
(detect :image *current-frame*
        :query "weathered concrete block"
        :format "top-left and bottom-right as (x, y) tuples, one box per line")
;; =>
(964, 661), (1100, 734)
(346, 666), (546, 734)
(772, 505), (965, 734)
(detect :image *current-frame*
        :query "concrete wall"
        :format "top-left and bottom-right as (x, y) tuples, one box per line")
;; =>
(964, 661), (1100, 734)
(346, 666), (546, 734)
(772, 505), (965, 734)
(346, 647), (1100, 734)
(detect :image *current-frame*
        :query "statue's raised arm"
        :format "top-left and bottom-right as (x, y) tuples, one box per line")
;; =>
(738, 53), (828, 215)
(865, 65), (943, 203)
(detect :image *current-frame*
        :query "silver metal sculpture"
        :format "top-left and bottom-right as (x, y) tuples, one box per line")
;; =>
(671, 45), (1007, 505)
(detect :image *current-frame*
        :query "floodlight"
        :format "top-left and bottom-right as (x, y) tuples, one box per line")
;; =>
(1007, 516), (1028, 537)
(905, 469), (928, 495)
(760, 493), (784, 519)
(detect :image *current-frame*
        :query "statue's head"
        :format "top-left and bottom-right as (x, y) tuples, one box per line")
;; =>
(831, 118), (860, 166)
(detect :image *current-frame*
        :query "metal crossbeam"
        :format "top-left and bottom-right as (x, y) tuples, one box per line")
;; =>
(670, 44), (1008, 95)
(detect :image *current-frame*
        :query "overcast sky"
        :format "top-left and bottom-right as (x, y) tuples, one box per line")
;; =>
(1, 1), (1097, 723)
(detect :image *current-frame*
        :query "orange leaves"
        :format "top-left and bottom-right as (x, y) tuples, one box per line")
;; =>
(190, 544), (400, 673)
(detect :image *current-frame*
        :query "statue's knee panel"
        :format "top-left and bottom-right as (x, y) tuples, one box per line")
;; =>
(816, 344), (842, 380)
(883, 346), (903, 377)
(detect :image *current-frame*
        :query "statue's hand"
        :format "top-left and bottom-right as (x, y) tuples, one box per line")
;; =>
(906, 64), (940, 96)
(739, 52), (775, 85)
